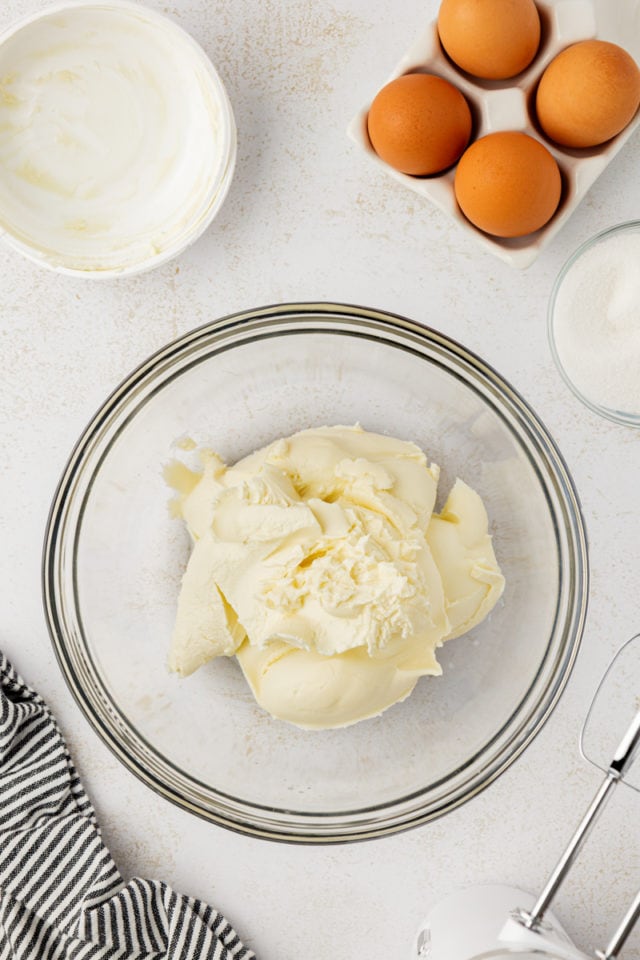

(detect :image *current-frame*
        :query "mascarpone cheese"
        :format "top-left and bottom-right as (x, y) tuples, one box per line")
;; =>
(167, 425), (505, 729)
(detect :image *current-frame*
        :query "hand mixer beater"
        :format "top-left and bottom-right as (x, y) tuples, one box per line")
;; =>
(416, 635), (640, 960)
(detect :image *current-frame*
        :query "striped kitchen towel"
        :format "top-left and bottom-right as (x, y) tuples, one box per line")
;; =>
(0, 651), (256, 960)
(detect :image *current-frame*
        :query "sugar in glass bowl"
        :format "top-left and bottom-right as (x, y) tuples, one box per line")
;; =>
(549, 221), (640, 428)
(43, 304), (588, 842)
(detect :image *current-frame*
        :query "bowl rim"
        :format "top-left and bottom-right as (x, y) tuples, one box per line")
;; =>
(548, 219), (640, 428)
(42, 302), (590, 843)
(0, 0), (237, 278)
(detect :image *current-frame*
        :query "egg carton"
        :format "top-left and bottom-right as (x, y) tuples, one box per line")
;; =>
(347, 0), (640, 268)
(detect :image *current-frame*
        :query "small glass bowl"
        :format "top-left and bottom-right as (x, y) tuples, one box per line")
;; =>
(43, 303), (588, 842)
(548, 221), (640, 428)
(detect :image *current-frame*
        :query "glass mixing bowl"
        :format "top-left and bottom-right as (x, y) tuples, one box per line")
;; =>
(43, 303), (588, 842)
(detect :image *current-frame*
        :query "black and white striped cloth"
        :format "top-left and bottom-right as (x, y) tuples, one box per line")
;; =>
(0, 652), (256, 960)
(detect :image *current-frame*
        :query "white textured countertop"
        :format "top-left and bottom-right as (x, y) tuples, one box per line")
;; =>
(1, 0), (639, 958)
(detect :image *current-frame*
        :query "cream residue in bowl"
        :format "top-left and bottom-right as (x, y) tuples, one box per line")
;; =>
(166, 425), (505, 729)
(0, 2), (233, 274)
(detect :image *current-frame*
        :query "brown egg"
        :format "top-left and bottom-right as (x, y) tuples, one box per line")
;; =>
(367, 73), (472, 176)
(454, 131), (561, 237)
(536, 40), (640, 148)
(438, 0), (540, 80)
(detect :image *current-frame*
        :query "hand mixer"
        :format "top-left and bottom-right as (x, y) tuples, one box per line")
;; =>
(415, 635), (640, 960)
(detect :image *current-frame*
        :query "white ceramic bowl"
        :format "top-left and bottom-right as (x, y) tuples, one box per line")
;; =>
(348, 0), (640, 268)
(0, 1), (236, 277)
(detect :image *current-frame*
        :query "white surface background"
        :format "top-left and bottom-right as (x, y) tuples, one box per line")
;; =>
(1, 0), (639, 958)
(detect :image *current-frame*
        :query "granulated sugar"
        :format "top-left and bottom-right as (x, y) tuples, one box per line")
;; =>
(552, 229), (640, 414)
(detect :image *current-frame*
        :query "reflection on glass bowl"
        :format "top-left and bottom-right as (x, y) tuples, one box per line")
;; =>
(43, 303), (588, 842)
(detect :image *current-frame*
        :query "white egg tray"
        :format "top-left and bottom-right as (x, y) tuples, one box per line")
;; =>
(347, 0), (640, 268)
